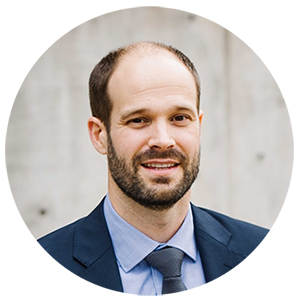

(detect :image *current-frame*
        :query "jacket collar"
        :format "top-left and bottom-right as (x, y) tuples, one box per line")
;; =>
(73, 199), (123, 292)
(72, 200), (244, 290)
(191, 204), (245, 282)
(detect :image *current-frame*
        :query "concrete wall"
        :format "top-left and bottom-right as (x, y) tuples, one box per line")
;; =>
(5, 7), (293, 238)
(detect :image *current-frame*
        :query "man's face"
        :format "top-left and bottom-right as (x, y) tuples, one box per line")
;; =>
(106, 52), (202, 210)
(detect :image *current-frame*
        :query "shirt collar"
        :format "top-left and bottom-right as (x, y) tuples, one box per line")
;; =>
(103, 195), (198, 273)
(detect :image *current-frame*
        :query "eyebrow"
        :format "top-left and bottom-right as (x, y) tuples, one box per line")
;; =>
(173, 105), (197, 114)
(119, 105), (197, 122)
(120, 108), (148, 122)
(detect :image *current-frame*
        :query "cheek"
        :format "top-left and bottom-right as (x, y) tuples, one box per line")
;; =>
(113, 131), (148, 157)
(175, 130), (200, 153)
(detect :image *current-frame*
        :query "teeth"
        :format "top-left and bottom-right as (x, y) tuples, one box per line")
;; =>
(144, 163), (176, 168)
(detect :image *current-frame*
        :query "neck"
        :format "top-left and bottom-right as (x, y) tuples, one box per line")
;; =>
(108, 180), (191, 243)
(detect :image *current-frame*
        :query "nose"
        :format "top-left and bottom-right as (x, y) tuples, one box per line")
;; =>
(147, 122), (175, 150)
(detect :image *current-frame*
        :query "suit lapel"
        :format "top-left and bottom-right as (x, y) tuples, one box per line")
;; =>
(71, 200), (245, 290)
(191, 204), (246, 283)
(73, 200), (123, 292)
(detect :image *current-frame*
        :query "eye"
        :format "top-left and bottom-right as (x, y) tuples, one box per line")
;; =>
(173, 115), (187, 121)
(171, 114), (190, 123)
(127, 117), (150, 127)
(131, 118), (146, 123)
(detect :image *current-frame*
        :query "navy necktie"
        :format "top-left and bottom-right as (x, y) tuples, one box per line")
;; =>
(145, 247), (187, 294)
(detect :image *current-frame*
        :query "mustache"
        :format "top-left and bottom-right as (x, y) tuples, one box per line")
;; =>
(132, 148), (188, 166)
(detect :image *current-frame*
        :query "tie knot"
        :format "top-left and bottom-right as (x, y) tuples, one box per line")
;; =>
(145, 247), (185, 278)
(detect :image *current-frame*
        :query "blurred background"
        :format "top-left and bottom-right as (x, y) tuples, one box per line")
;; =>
(5, 7), (293, 238)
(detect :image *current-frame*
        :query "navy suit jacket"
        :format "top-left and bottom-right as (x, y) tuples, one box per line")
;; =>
(38, 200), (268, 292)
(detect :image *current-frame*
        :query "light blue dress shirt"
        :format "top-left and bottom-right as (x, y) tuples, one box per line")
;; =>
(103, 195), (206, 295)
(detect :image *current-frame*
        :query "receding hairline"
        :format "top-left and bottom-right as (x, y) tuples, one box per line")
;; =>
(112, 42), (196, 71)
(107, 42), (201, 107)
(118, 42), (176, 57)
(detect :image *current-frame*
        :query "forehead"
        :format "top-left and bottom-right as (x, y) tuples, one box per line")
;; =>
(107, 51), (198, 113)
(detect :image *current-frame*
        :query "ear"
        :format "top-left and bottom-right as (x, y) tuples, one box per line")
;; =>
(87, 117), (108, 155)
(199, 109), (204, 125)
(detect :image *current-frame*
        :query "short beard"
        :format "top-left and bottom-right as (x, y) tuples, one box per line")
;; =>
(106, 133), (200, 211)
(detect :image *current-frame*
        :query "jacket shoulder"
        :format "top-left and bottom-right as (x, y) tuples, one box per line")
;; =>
(38, 218), (85, 273)
(193, 205), (269, 256)
(37, 218), (89, 278)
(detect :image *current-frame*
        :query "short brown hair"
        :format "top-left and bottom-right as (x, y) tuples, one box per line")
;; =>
(89, 42), (201, 132)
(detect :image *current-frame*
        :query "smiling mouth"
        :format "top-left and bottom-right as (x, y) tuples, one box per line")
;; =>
(141, 162), (180, 170)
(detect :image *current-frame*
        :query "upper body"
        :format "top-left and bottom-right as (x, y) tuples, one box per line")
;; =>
(38, 195), (268, 294)
(38, 42), (269, 295)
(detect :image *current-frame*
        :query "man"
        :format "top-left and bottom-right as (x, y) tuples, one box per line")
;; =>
(38, 42), (268, 295)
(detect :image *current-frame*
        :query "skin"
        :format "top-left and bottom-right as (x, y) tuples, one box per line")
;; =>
(88, 50), (203, 243)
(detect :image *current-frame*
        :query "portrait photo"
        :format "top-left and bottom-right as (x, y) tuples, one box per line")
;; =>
(5, 6), (294, 296)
